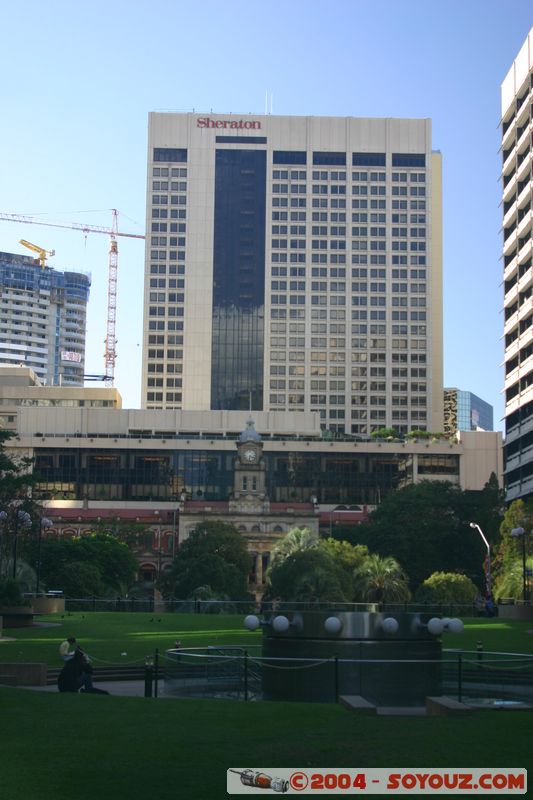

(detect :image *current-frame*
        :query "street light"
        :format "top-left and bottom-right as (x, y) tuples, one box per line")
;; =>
(511, 527), (531, 604)
(469, 522), (491, 599)
(11, 510), (32, 579)
(35, 517), (53, 594)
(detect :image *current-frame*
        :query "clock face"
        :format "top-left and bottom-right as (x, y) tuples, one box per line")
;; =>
(243, 448), (257, 463)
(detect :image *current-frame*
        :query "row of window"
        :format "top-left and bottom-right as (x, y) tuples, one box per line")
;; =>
(153, 167), (187, 177)
(271, 198), (427, 210)
(270, 151), (426, 167)
(270, 254), (427, 266)
(272, 171), (426, 183)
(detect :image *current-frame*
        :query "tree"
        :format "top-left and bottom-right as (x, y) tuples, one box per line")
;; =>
(493, 557), (533, 602)
(0, 430), (41, 582)
(160, 520), (251, 600)
(352, 554), (410, 603)
(28, 534), (138, 596)
(415, 572), (479, 605)
(45, 561), (104, 598)
(265, 548), (352, 602)
(351, 480), (502, 589)
(494, 499), (533, 576)
(267, 527), (318, 574)
(318, 538), (369, 572)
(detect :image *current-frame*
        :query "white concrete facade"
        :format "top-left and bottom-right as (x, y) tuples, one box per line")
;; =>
(142, 113), (443, 436)
(501, 28), (533, 500)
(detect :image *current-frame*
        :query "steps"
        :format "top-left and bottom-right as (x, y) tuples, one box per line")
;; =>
(47, 664), (154, 686)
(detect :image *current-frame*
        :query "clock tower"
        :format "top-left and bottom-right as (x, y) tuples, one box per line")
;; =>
(229, 417), (269, 514)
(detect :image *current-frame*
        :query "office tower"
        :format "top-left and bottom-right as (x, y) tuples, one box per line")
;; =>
(501, 28), (533, 500)
(0, 252), (91, 386)
(142, 113), (443, 435)
(443, 388), (494, 437)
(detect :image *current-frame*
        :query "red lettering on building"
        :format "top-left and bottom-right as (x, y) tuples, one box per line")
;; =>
(196, 117), (261, 130)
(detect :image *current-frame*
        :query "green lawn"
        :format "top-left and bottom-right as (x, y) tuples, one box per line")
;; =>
(0, 687), (531, 800)
(0, 612), (262, 666)
(1, 611), (532, 667)
(1, 612), (532, 800)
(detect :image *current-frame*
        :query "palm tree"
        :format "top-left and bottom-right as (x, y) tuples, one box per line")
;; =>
(267, 527), (318, 574)
(292, 568), (348, 603)
(353, 553), (410, 603)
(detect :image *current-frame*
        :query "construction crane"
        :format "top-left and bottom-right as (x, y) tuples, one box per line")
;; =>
(19, 239), (55, 269)
(0, 210), (145, 386)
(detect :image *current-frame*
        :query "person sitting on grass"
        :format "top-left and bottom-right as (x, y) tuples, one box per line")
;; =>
(57, 647), (108, 695)
(59, 636), (76, 662)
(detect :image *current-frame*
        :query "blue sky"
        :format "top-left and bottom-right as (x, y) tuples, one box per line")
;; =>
(0, 0), (532, 428)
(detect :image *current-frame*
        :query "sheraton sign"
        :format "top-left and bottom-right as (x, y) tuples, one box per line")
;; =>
(197, 117), (262, 130)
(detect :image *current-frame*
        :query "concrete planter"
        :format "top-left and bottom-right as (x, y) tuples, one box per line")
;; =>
(498, 604), (533, 621)
(0, 606), (34, 628)
(32, 596), (65, 614)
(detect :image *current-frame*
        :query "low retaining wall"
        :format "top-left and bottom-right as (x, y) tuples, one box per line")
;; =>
(0, 662), (47, 686)
(32, 596), (65, 614)
(0, 607), (34, 628)
(497, 605), (533, 621)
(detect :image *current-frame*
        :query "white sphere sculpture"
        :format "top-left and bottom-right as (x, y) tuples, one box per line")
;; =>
(272, 615), (290, 633)
(381, 617), (399, 634)
(324, 616), (343, 635)
(244, 614), (261, 631)
(447, 618), (464, 634)
(427, 617), (444, 636)
(441, 617), (451, 630)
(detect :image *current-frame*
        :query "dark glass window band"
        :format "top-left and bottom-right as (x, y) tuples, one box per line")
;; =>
(153, 148), (187, 163)
(216, 136), (267, 144)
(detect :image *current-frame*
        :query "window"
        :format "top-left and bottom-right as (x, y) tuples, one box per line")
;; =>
(392, 154), (426, 167)
(216, 135), (267, 143)
(273, 151), (307, 164)
(352, 153), (386, 166)
(313, 152), (346, 165)
(153, 148), (187, 162)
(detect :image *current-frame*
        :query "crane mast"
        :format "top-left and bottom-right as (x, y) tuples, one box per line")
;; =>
(0, 211), (145, 385)
(105, 211), (119, 386)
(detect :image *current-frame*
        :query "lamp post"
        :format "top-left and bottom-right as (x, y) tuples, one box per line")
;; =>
(36, 517), (53, 594)
(0, 510), (7, 576)
(12, 510), (32, 580)
(511, 527), (530, 604)
(469, 522), (491, 599)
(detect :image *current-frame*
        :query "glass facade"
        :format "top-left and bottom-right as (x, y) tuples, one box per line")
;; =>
(0, 252), (90, 386)
(444, 388), (494, 435)
(211, 149), (266, 409)
(33, 445), (459, 506)
(457, 390), (493, 431)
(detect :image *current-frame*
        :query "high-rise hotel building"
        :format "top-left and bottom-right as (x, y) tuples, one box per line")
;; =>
(502, 28), (533, 501)
(142, 113), (443, 435)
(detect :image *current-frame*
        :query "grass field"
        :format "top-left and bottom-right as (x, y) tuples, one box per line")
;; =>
(0, 686), (531, 800)
(1, 611), (532, 667)
(1, 612), (532, 800)
(0, 611), (262, 666)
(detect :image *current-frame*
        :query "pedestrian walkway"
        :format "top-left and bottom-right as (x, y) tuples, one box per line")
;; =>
(19, 679), (165, 698)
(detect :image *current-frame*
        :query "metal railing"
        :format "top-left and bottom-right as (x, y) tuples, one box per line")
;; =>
(61, 597), (495, 616)
(163, 647), (533, 707)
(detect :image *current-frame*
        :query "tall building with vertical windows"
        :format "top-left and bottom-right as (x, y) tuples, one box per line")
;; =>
(142, 113), (443, 435)
(0, 252), (91, 386)
(501, 29), (533, 501)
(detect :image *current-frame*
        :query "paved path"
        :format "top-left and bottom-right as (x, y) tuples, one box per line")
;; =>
(19, 679), (166, 698)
